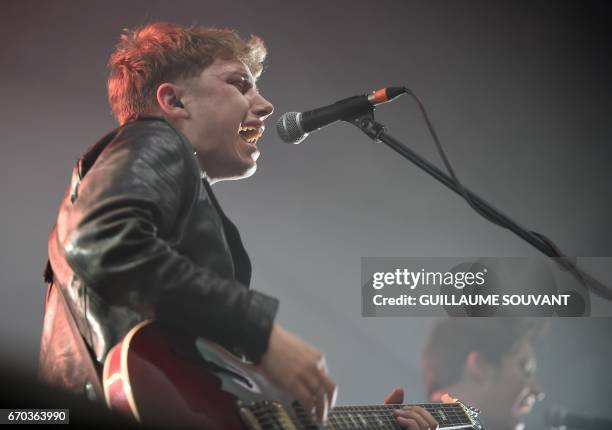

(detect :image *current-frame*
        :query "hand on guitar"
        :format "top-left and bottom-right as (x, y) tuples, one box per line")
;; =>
(260, 324), (337, 426)
(384, 387), (443, 430)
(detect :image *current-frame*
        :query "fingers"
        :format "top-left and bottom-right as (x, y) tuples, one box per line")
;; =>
(293, 382), (316, 421)
(320, 369), (337, 408)
(440, 393), (458, 403)
(298, 356), (336, 425)
(306, 375), (326, 425)
(395, 408), (428, 429)
(259, 326), (337, 426)
(394, 406), (439, 430)
(396, 417), (420, 430)
(315, 386), (328, 425)
(419, 407), (439, 429)
(384, 386), (405, 404)
(315, 361), (336, 423)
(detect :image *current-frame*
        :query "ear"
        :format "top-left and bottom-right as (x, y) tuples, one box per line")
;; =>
(156, 83), (189, 120)
(464, 351), (492, 383)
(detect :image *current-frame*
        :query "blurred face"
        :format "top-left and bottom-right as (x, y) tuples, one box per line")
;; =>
(179, 58), (274, 181)
(480, 343), (542, 430)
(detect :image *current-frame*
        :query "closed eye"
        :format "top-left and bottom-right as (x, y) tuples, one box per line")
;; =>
(229, 78), (252, 94)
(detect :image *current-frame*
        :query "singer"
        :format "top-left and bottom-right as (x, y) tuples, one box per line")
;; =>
(37, 21), (436, 429)
(38, 21), (333, 425)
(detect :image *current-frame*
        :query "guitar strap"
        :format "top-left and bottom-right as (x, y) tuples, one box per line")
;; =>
(45, 279), (105, 402)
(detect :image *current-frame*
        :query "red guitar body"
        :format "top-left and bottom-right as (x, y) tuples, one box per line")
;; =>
(103, 321), (297, 429)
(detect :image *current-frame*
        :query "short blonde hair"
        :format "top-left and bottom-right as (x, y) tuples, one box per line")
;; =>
(107, 22), (267, 124)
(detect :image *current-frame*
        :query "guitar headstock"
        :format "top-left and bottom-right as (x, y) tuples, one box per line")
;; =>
(457, 401), (487, 430)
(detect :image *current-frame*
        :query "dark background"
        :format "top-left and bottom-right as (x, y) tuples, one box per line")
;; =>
(1, 1), (611, 428)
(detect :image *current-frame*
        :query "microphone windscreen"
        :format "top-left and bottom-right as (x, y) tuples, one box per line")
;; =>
(276, 112), (307, 144)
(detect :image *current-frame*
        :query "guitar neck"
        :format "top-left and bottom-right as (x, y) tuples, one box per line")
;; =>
(328, 403), (476, 430)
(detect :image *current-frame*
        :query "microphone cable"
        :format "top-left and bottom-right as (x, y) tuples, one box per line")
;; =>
(400, 87), (594, 294)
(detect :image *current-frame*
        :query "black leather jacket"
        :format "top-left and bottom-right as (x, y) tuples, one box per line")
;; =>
(39, 116), (278, 395)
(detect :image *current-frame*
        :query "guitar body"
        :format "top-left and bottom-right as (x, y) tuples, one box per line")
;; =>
(103, 321), (308, 429)
(104, 321), (484, 429)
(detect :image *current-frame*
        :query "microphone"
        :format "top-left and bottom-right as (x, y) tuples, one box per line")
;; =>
(546, 405), (612, 429)
(276, 86), (406, 144)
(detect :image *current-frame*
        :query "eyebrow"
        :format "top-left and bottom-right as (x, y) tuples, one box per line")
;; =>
(223, 69), (254, 85)
(227, 73), (259, 95)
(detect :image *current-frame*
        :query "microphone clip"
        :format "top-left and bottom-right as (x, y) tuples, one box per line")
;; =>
(347, 111), (386, 143)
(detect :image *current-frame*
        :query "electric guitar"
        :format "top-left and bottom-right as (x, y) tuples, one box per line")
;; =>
(103, 321), (485, 429)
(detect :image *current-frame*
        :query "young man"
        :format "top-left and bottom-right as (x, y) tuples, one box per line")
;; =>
(38, 21), (441, 429)
(38, 21), (437, 429)
(421, 318), (545, 430)
(38, 21), (334, 424)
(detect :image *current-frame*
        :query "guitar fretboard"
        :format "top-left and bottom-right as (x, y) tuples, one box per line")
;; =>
(240, 400), (478, 430)
(328, 403), (474, 430)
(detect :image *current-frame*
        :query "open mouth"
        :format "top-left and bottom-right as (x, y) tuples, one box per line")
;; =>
(515, 392), (536, 416)
(519, 396), (534, 412)
(238, 124), (264, 144)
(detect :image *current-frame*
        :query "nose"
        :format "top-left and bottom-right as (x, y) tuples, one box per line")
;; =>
(253, 93), (274, 120)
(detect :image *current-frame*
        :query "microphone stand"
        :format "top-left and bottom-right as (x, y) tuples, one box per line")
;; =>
(348, 111), (612, 302)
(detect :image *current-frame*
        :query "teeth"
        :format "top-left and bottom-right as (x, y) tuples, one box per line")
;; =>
(238, 123), (263, 144)
(238, 125), (261, 132)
